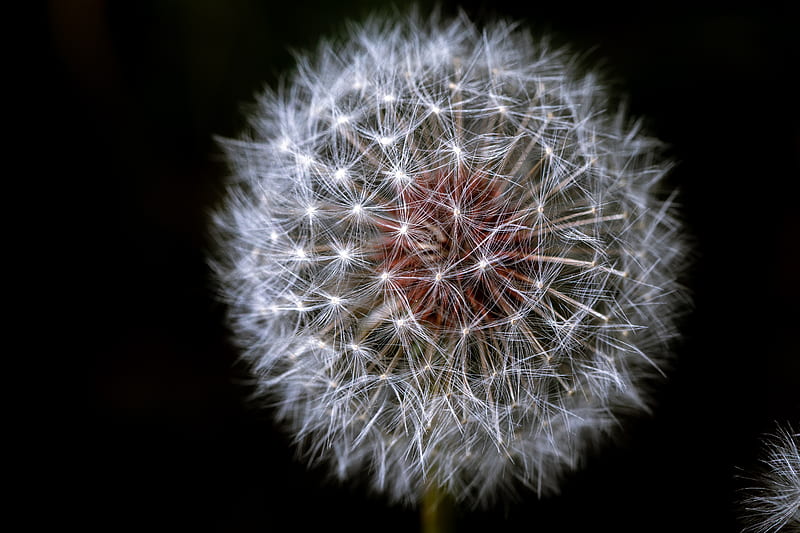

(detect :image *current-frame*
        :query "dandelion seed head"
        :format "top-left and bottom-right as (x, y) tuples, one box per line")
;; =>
(212, 11), (688, 507)
(739, 424), (800, 533)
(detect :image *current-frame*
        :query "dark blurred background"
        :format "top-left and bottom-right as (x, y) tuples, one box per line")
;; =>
(45, 0), (799, 530)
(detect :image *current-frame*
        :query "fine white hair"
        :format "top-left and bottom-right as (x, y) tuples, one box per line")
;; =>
(740, 424), (800, 533)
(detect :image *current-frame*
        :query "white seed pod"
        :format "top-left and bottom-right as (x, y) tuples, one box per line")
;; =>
(740, 424), (800, 533)
(212, 12), (688, 507)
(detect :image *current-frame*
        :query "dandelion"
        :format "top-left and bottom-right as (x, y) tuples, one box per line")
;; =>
(740, 424), (800, 533)
(211, 12), (688, 507)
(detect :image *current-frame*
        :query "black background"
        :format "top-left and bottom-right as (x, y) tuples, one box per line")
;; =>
(46, 0), (799, 531)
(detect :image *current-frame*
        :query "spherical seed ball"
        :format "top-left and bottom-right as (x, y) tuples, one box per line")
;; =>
(212, 12), (688, 506)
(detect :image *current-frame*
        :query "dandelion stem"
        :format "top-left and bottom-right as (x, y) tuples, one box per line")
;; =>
(421, 483), (454, 533)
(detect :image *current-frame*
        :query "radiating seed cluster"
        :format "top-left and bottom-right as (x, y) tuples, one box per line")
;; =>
(212, 13), (687, 506)
(741, 425), (800, 533)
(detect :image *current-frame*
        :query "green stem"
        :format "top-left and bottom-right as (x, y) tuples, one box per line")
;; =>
(421, 483), (454, 533)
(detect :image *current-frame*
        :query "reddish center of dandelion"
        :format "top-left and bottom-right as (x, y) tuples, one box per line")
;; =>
(373, 167), (538, 332)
